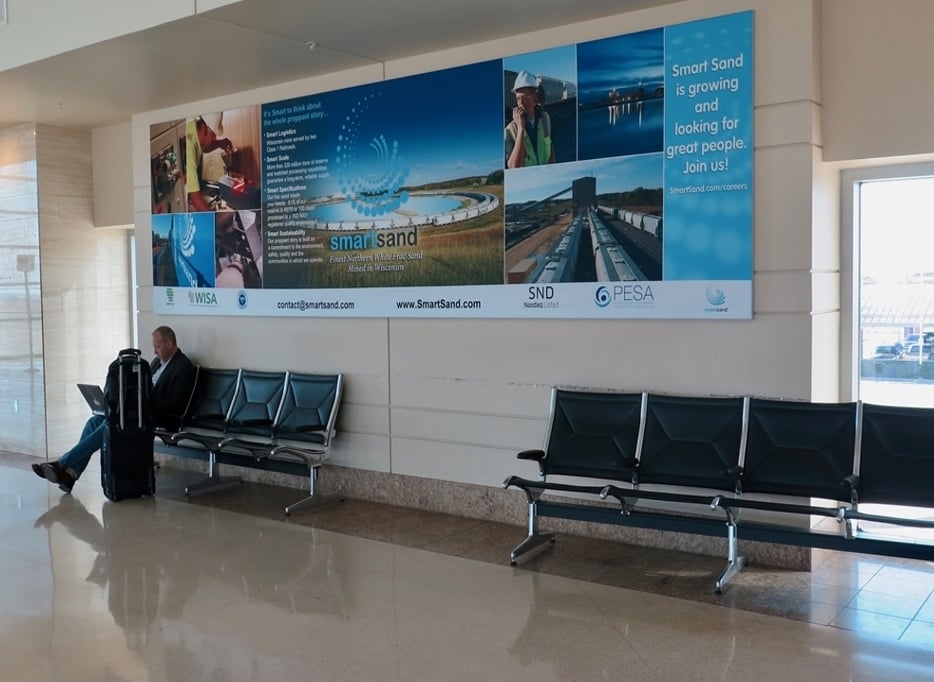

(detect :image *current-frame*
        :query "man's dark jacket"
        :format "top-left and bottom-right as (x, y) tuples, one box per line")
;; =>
(150, 350), (197, 428)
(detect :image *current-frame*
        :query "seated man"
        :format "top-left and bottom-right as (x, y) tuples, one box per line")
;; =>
(33, 326), (196, 493)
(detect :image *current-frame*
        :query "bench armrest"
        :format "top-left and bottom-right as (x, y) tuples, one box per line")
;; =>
(295, 424), (327, 433)
(517, 449), (545, 462)
(230, 418), (273, 427)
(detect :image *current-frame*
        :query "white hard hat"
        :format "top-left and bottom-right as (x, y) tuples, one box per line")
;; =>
(512, 71), (537, 92)
(197, 112), (225, 136)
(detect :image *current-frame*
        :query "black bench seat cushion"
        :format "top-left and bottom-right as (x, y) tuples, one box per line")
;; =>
(537, 389), (643, 481)
(224, 370), (288, 437)
(637, 394), (745, 492)
(743, 398), (858, 502)
(860, 402), (934, 508)
(273, 373), (342, 446)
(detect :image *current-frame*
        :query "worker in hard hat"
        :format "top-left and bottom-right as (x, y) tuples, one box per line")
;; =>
(185, 113), (235, 212)
(504, 71), (555, 169)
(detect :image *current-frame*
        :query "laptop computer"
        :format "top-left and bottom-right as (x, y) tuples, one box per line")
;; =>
(77, 383), (106, 416)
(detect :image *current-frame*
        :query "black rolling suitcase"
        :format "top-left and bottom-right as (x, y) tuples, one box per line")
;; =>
(101, 348), (156, 501)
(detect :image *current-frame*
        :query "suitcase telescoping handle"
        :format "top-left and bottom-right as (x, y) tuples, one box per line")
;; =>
(115, 349), (144, 431)
(137, 362), (143, 430)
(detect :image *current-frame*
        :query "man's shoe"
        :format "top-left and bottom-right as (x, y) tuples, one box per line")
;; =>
(40, 462), (76, 494)
(31, 463), (47, 480)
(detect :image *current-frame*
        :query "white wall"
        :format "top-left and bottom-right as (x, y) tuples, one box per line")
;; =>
(37, 125), (132, 458)
(821, 0), (934, 162)
(126, 0), (828, 488)
(92, 122), (133, 228)
(0, 0), (244, 71)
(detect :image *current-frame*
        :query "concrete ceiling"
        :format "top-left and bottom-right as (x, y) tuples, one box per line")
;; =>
(0, 0), (681, 129)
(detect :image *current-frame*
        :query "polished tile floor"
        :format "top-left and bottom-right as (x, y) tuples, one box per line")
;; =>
(3, 452), (934, 681)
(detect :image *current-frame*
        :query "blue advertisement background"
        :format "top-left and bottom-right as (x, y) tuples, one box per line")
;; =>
(663, 11), (753, 280)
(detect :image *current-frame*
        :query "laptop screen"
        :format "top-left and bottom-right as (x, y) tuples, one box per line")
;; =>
(76, 384), (106, 416)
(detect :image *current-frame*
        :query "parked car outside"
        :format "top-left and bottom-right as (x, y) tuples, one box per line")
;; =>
(901, 343), (933, 360)
(873, 344), (903, 359)
(902, 333), (934, 347)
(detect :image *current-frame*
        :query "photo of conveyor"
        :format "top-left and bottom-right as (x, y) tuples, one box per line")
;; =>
(152, 213), (214, 288)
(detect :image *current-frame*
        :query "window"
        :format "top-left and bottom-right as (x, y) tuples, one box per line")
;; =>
(842, 162), (934, 406)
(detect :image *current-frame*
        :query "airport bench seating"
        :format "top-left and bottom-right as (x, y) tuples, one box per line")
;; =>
(156, 367), (344, 515)
(503, 388), (934, 592)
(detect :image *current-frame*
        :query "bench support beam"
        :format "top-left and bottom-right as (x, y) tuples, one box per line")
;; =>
(510, 500), (556, 565)
(715, 515), (747, 593)
(285, 466), (343, 516)
(185, 449), (242, 496)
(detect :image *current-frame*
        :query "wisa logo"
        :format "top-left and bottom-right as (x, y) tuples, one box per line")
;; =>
(188, 290), (218, 306)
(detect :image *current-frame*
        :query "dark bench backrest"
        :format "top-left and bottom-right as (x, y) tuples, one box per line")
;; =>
(860, 402), (934, 508)
(638, 394), (745, 491)
(185, 367), (241, 431)
(226, 370), (288, 437)
(542, 389), (644, 480)
(743, 398), (858, 501)
(274, 373), (344, 447)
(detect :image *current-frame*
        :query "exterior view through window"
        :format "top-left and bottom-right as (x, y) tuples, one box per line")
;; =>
(852, 169), (934, 534)
(857, 174), (934, 408)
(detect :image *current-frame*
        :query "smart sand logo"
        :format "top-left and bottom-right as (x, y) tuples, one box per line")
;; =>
(165, 288), (175, 306)
(705, 285), (728, 312)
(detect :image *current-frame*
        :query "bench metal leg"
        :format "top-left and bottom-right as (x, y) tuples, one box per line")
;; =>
(284, 466), (343, 516)
(510, 500), (555, 565)
(185, 450), (242, 497)
(715, 518), (747, 593)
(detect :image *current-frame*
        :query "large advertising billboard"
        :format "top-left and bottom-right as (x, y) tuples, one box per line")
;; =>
(150, 10), (753, 319)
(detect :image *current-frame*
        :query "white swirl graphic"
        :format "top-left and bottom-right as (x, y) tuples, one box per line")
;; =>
(335, 93), (410, 217)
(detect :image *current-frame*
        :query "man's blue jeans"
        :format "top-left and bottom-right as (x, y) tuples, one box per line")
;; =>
(58, 414), (107, 479)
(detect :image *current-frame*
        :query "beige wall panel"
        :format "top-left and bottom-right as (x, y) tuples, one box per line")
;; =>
(137, 315), (388, 375)
(754, 271), (812, 316)
(390, 376), (552, 418)
(92, 123), (133, 227)
(811, 271), (840, 316)
(391, 409), (546, 452)
(753, 144), (816, 272)
(811, 146), (841, 273)
(0, 0), (195, 70)
(391, 438), (524, 488)
(822, 0), (934, 161)
(750, 0), (818, 106)
(36, 125), (131, 458)
(336, 403), (389, 437)
(388, 316), (811, 399)
(755, 101), (818, 149)
(328, 433), (391, 472)
(811, 310), (840, 402)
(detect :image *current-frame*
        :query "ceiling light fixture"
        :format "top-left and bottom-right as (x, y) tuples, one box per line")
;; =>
(305, 41), (317, 51)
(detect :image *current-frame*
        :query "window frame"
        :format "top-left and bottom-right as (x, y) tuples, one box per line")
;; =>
(841, 161), (934, 401)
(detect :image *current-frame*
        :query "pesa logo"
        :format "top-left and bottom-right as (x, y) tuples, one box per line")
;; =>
(594, 284), (654, 308)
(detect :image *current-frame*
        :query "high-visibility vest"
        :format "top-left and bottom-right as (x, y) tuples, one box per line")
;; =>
(506, 111), (552, 167)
